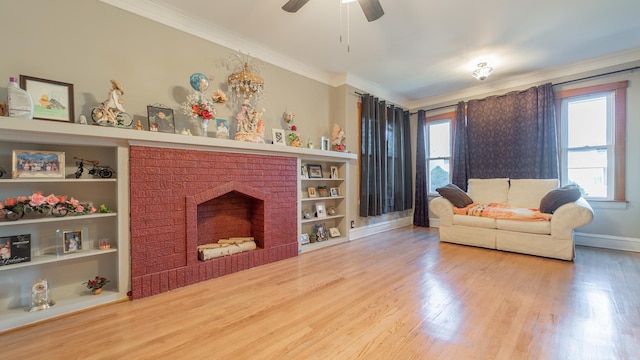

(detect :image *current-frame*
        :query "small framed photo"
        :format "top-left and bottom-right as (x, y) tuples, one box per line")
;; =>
(272, 128), (286, 145)
(330, 166), (339, 179)
(147, 105), (175, 133)
(307, 164), (323, 178)
(307, 187), (317, 198)
(321, 136), (330, 151)
(300, 233), (310, 245)
(301, 165), (309, 179)
(329, 227), (341, 238)
(315, 202), (327, 218)
(12, 150), (65, 179)
(313, 224), (328, 241)
(216, 118), (230, 139)
(317, 186), (329, 198)
(20, 75), (74, 122)
(63, 230), (83, 253)
(330, 187), (340, 197)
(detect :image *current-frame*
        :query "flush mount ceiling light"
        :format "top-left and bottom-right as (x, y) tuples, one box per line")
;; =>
(472, 62), (494, 81)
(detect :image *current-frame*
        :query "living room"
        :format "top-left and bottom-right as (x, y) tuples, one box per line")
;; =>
(1, 0), (639, 358)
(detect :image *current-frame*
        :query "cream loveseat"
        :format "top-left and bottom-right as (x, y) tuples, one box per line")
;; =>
(430, 178), (594, 260)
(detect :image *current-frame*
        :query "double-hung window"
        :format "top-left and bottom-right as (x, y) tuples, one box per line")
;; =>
(426, 112), (453, 194)
(555, 81), (627, 201)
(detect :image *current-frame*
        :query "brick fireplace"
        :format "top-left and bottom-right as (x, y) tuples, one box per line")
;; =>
(129, 146), (298, 299)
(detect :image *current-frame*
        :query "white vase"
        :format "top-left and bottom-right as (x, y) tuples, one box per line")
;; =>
(201, 119), (209, 137)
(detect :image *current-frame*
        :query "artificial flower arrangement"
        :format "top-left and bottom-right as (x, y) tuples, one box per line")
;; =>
(283, 111), (302, 147)
(1, 192), (98, 221)
(84, 275), (109, 293)
(181, 90), (227, 121)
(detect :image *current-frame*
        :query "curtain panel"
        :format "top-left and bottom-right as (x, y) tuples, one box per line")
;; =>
(359, 95), (413, 217)
(413, 110), (429, 227)
(452, 83), (558, 184)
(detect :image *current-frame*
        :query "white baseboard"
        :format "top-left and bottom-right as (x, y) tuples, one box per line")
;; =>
(430, 219), (640, 253)
(350, 217), (413, 240)
(575, 232), (640, 253)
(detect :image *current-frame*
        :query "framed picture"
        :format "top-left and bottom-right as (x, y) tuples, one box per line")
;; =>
(307, 187), (317, 198)
(12, 150), (65, 179)
(300, 233), (310, 245)
(315, 202), (327, 218)
(321, 136), (330, 151)
(301, 165), (309, 179)
(62, 230), (83, 253)
(330, 166), (339, 179)
(147, 105), (175, 133)
(19, 75), (74, 122)
(330, 187), (340, 197)
(307, 164), (323, 178)
(329, 227), (341, 238)
(272, 128), (286, 145)
(313, 224), (328, 241)
(317, 186), (328, 198)
(216, 118), (230, 139)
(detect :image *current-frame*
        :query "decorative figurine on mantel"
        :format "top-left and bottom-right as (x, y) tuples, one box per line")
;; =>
(283, 110), (302, 147)
(90, 80), (133, 128)
(331, 123), (346, 151)
(234, 99), (265, 143)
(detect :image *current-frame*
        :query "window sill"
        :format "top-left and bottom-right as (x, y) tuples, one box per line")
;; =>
(586, 200), (628, 210)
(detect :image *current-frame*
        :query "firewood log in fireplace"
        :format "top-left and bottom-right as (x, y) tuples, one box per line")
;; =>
(197, 238), (256, 261)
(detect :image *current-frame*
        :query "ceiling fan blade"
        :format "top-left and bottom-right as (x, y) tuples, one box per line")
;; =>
(282, 0), (311, 13)
(357, 0), (384, 22)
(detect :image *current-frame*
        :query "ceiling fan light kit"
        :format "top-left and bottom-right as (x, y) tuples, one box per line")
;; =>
(282, 0), (384, 22)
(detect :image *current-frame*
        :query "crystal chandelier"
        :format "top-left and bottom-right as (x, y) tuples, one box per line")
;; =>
(227, 53), (264, 106)
(471, 62), (494, 81)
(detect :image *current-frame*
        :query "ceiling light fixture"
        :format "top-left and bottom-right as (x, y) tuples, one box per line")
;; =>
(472, 62), (493, 81)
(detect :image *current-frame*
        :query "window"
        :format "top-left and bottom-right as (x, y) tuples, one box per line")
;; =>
(426, 112), (453, 194)
(555, 81), (627, 201)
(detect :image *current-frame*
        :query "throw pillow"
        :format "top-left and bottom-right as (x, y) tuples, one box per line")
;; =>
(436, 184), (474, 208)
(539, 185), (581, 214)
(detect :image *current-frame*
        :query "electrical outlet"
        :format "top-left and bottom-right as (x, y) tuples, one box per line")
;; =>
(351, 220), (355, 228)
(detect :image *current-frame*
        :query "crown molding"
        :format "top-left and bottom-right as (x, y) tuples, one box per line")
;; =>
(409, 48), (640, 110)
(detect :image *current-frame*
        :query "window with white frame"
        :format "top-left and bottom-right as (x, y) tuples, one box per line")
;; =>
(426, 115), (452, 194)
(556, 81), (627, 201)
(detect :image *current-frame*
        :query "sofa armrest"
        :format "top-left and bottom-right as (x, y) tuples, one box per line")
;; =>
(430, 197), (454, 226)
(550, 197), (594, 239)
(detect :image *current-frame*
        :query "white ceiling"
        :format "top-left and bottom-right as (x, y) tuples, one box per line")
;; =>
(104, 0), (640, 108)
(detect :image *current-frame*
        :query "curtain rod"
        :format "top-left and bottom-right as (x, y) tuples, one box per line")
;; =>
(409, 64), (640, 115)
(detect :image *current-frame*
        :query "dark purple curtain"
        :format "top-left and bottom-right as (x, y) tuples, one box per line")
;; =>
(451, 102), (469, 190)
(456, 84), (558, 181)
(360, 94), (384, 217)
(413, 110), (429, 227)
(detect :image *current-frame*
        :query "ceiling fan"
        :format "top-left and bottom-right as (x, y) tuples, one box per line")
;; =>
(282, 0), (384, 22)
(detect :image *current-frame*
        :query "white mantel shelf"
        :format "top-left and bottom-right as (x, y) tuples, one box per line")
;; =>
(0, 117), (357, 161)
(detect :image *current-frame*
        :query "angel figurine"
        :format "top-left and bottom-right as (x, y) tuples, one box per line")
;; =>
(331, 124), (346, 151)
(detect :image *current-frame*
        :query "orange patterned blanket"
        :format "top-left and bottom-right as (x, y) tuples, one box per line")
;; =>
(453, 203), (552, 222)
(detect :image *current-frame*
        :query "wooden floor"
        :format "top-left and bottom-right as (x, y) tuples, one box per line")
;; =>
(2, 226), (639, 360)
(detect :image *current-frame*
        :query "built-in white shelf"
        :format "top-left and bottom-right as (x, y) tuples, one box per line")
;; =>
(0, 178), (117, 183)
(300, 236), (349, 252)
(0, 213), (117, 227)
(0, 248), (117, 272)
(301, 215), (344, 224)
(301, 196), (345, 202)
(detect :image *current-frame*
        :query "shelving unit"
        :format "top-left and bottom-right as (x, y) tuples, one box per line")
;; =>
(298, 159), (352, 253)
(0, 118), (130, 332)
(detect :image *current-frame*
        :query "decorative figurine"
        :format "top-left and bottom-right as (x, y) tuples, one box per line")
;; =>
(134, 119), (143, 130)
(331, 124), (346, 151)
(91, 80), (133, 128)
(78, 115), (87, 124)
(234, 100), (265, 143)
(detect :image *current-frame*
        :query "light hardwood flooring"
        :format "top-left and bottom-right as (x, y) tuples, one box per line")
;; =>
(2, 226), (639, 360)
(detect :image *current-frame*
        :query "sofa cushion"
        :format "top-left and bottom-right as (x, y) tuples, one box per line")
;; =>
(495, 219), (551, 235)
(452, 214), (496, 229)
(436, 183), (474, 208)
(467, 178), (509, 204)
(507, 179), (559, 209)
(539, 184), (582, 214)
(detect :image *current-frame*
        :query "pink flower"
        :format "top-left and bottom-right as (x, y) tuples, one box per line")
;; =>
(76, 205), (85, 213)
(201, 110), (213, 120)
(69, 197), (80, 207)
(89, 207), (97, 214)
(29, 193), (46, 206)
(45, 194), (59, 205)
(16, 196), (28, 203)
(290, 125), (297, 131)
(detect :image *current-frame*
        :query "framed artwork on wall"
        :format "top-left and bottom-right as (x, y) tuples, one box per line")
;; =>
(12, 150), (65, 179)
(147, 105), (175, 133)
(307, 164), (323, 178)
(19, 75), (74, 122)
